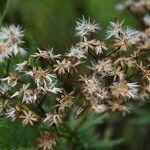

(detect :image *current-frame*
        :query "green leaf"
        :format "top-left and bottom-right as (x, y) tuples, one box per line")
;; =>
(79, 113), (109, 132)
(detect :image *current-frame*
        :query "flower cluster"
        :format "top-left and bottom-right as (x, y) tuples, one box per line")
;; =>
(117, 0), (150, 51)
(116, 0), (150, 14)
(116, 0), (150, 26)
(0, 15), (149, 149)
(0, 25), (26, 62)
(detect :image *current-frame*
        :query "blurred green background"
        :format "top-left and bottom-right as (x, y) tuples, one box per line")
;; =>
(0, 0), (150, 149)
(1, 0), (139, 53)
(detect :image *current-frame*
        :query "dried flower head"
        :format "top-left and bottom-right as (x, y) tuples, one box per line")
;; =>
(91, 59), (112, 76)
(107, 99), (130, 116)
(53, 59), (72, 74)
(15, 60), (31, 72)
(1, 73), (20, 87)
(66, 46), (86, 60)
(5, 106), (20, 121)
(11, 84), (37, 104)
(20, 110), (38, 125)
(26, 67), (56, 87)
(110, 81), (139, 99)
(91, 104), (107, 114)
(106, 20), (124, 39)
(56, 91), (74, 112)
(37, 132), (57, 150)
(75, 16), (99, 37)
(44, 112), (62, 126)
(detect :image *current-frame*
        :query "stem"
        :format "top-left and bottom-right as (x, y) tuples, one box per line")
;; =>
(39, 94), (47, 105)
(5, 57), (11, 77)
(127, 70), (140, 80)
(105, 46), (120, 58)
(35, 101), (46, 117)
(74, 108), (89, 131)
(89, 50), (98, 61)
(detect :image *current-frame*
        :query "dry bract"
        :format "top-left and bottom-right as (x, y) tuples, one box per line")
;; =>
(38, 133), (57, 150)
(20, 110), (38, 126)
(44, 113), (62, 127)
(110, 81), (139, 99)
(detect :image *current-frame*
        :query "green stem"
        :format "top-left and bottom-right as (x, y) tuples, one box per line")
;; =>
(5, 57), (11, 77)
(127, 70), (140, 80)
(74, 108), (89, 131)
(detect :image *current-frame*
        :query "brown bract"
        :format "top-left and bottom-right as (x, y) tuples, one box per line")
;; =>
(37, 133), (57, 150)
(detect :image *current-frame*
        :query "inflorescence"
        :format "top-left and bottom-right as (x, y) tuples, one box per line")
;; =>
(0, 8), (150, 150)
